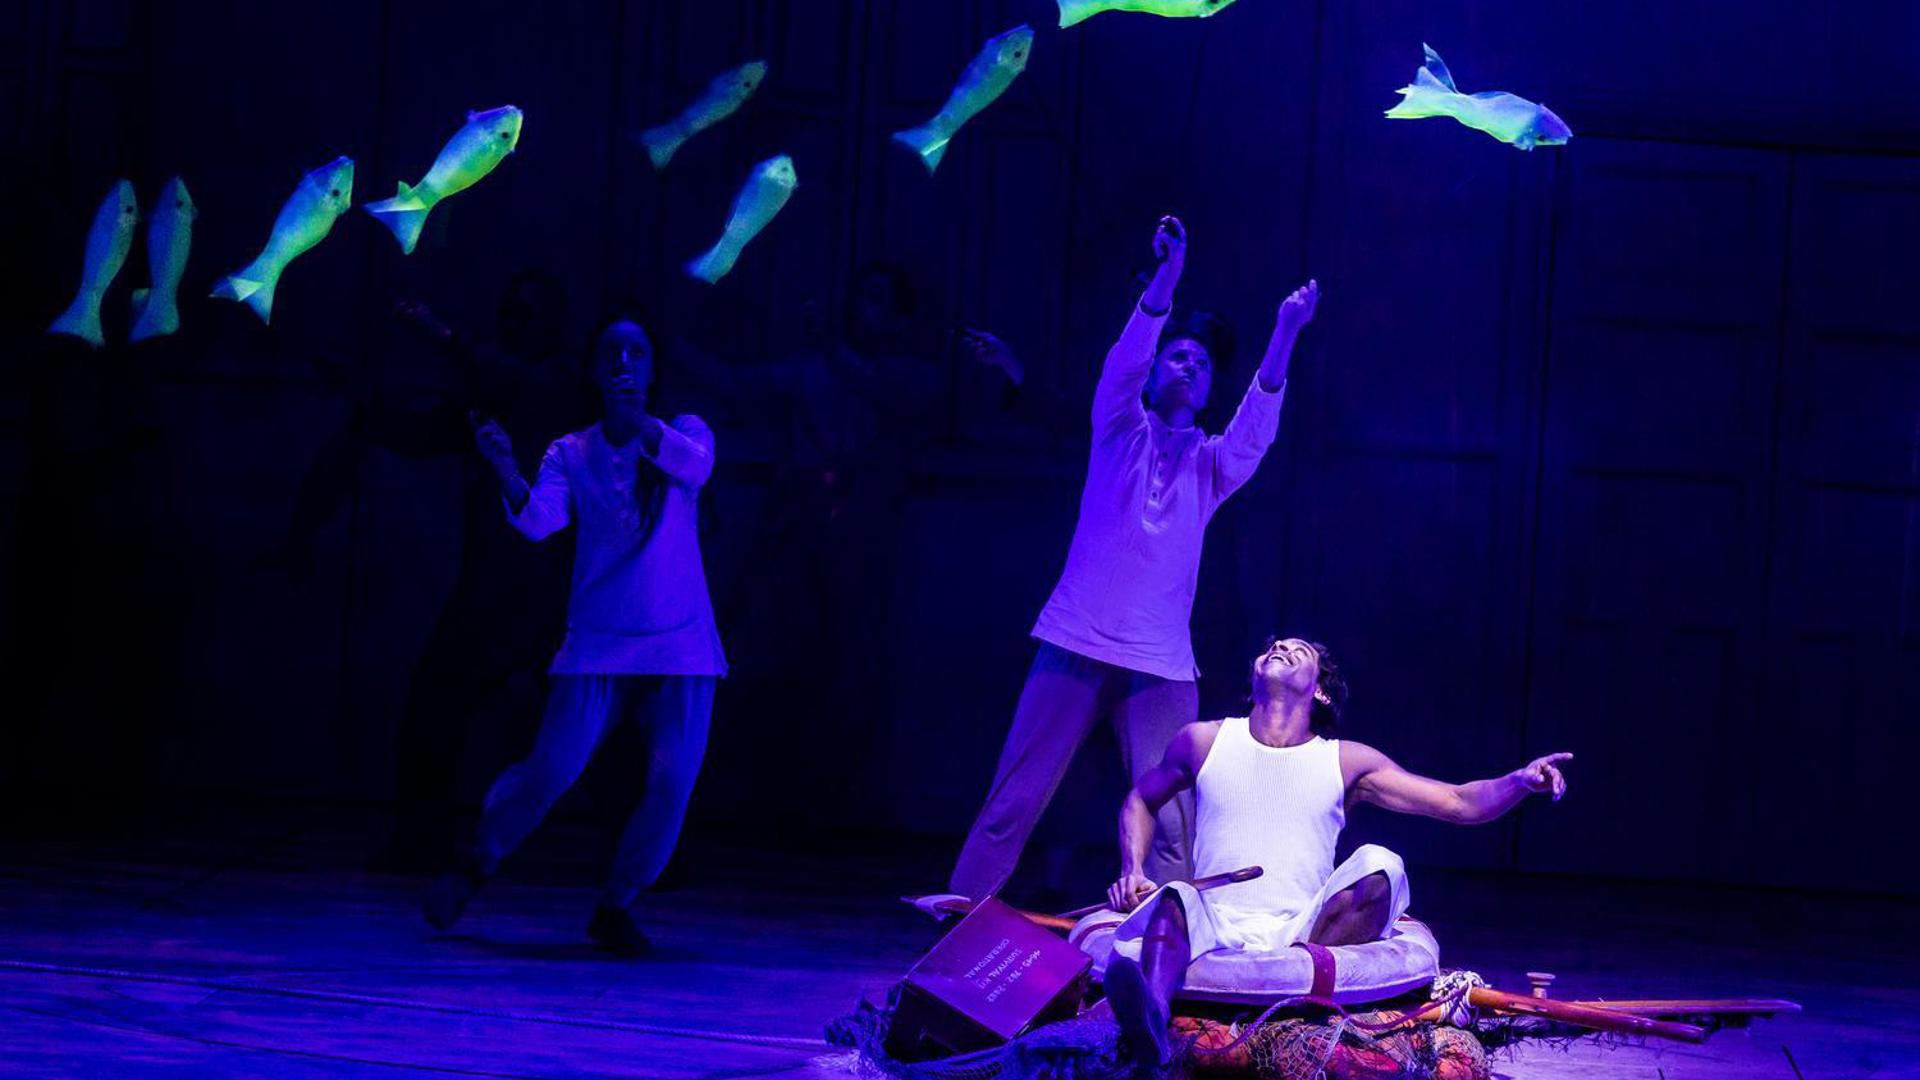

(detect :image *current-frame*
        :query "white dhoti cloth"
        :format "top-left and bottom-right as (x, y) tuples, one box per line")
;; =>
(1109, 844), (1409, 965)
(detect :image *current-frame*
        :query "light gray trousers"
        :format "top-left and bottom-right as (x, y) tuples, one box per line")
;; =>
(951, 642), (1197, 899)
(475, 674), (715, 909)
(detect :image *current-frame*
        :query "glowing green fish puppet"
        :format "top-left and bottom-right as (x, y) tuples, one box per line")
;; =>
(1385, 44), (1571, 150)
(47, 179), (139, 348)
(212, 156), (354, 324)
(1057, 0), (1237, 30)
(366, 106), (522, 254)
(639, 61), (766, 170)
(891, 24), (1032, 175)
(130, 177), (197, 343)
(686, 154), (797, 284)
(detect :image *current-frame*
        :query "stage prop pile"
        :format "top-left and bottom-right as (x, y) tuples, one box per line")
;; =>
(819, 881), (1799, 1080)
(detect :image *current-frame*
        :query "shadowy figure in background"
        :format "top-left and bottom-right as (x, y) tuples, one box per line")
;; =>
(264, 270), (588, 869)
(673, 263), (944, 808)
(425, 320), (726, 956)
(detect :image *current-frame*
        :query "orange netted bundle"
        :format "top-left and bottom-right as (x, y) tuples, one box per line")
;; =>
(1173, 1012), (1488, 1080)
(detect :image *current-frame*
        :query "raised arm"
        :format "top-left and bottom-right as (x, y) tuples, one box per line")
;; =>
(1342, 741), (1572, 825)
(1109, 720), (1218, 912)
(476, 424), (572, 542)
(1205, 282), (1318, 503)
(638, 413), (716, 488)
(1091, 216), (1185, 433)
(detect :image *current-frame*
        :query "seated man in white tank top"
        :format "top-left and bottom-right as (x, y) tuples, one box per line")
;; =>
(1101, 636), (1574, 1068)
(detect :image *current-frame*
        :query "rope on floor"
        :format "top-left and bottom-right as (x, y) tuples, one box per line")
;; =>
(0, 957), (828, 1052)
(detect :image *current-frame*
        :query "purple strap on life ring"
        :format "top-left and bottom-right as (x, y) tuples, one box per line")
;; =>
(1292, 941), (1337, 1000)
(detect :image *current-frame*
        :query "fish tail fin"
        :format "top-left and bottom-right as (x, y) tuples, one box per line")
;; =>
(364, 182), (430, 254)
(685, 241), (737, 285)
(212, 260), (279, 324)
(1385, 83), (1450, 119)
(47, 296), (104, 349)
(1419, 44), (1458, 92)
(129, 288), (179, 343)
(639, 123), (683, 170)
(1057, 0), (1094, 28)
(1386, 44), (1458, 119)
(891, 125), (949, 175)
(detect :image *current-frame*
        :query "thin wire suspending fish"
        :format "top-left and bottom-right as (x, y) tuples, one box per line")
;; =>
(1057, 0), (1237, 30)
(210, 156), (353, 324)
(685, 154), (797, 284)
(366, 106), (523, 254)
(1385, 44), (1571, 150)
(891, 24), (1032, 175)
(130, 177), (196, 344)
(638, 62), (766, 171)
(47, 180), (139, 348)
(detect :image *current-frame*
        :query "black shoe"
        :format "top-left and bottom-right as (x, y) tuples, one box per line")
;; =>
(586, 905), (652, 957)
(423, 861), (486, 931)
(1104, 955), (1172, 1069)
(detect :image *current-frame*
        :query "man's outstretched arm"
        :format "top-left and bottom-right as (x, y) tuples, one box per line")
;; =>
(1342, 742), (1572, 825)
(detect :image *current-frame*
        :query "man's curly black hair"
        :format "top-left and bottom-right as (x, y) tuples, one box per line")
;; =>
(1248, 635), (1349, 736)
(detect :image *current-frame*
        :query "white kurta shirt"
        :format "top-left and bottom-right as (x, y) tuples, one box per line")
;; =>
(510, 417), (727, 677)
(1032, 307), (1286, 681)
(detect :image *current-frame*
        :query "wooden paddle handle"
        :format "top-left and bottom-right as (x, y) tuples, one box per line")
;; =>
(1466, 987), (1709, 1043)
(1054, 865), (1265, 920)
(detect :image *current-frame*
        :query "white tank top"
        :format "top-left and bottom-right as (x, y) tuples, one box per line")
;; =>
(1192, 718), (1345, 918)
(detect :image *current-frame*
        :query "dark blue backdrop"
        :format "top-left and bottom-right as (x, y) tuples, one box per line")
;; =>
(2, 0), (1915, 895)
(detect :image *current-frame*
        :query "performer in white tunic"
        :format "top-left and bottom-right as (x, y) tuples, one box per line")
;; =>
(1102, 635), (1573, 1067)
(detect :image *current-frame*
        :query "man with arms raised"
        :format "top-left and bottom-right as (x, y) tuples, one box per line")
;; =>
(952, 216), (1321, 901)
(1103, 636), (1573, 1068)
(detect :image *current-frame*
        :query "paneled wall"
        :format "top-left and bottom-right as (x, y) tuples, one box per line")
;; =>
(2, 0), (1914, 894)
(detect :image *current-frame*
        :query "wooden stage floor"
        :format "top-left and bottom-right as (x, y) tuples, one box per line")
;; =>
(0, 805), (1913, 1078)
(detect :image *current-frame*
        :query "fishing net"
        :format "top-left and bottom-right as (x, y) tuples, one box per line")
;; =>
(822, 985), (1488, 1080)
(1177, 1011), (1488, 1079)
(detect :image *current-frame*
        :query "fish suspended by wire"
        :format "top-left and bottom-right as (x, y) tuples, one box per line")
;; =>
(1056, 0), (1237, 30)
(686, 154), (797, 284)
(47, 179), (139, 348)
(891, 24), (1032, 175)
(366, 106), (522, 254)
(1385, 44), (1571, 150)
(211, 156), (354, 323)
(130, 177), (197, 343)
(638, 61), (767, 170)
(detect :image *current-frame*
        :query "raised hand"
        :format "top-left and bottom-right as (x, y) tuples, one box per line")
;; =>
(1276, 279), (1320, 339)
(1513, 752), (1573, 802)
(472, 415), (517, 478)
(1151, 215), (1187, 270)
(1107, 871), (1159, 914)
(957, 327), (1023, 384)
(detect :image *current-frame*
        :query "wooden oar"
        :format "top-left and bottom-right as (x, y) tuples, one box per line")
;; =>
(1570, 997), (1801, 1018)
(1055, 866), (1265, 920)
(1360, 986), (1710, 1044)
(898, 894), (1079, 932)
(901, 866), (1264, 933)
